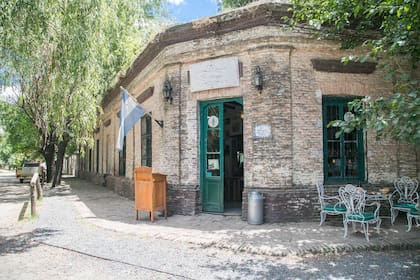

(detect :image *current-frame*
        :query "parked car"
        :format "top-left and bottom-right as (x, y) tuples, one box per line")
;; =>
(16, 162), (45, 183)
(15, 167), (23, 179)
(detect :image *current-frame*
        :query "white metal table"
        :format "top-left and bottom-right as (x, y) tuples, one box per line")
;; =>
(366, 192), (392, 219)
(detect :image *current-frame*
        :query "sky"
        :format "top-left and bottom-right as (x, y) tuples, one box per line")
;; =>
(166, 0), (219, 23)
(0, 0), (220, 103)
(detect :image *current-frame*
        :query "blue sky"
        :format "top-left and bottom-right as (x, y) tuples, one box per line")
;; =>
(167, 0), (219, 23)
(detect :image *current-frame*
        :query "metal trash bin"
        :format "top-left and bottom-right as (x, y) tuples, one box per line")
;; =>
(248, 191), (264, 225)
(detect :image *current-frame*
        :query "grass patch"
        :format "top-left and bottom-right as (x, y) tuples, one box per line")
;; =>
(18, 201), (28, 221)
(18, 198), (43, 221)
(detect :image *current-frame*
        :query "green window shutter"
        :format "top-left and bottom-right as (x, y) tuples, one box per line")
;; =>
(88, 148), (92, 172)
(118, 136), (126, 176)
(141, 115), (152, 167)
(96, 140), (100, 173)
(322, 97), (365, 183)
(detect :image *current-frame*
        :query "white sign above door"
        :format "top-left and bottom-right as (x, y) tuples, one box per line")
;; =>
(190, 57), (240, 92)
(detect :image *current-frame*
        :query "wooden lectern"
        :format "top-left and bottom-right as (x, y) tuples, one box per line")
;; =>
(134, 166), (167, 222)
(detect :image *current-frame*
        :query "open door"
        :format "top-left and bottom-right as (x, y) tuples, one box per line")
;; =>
(200, 101), (224, 212)
(200, 98), (243, 213)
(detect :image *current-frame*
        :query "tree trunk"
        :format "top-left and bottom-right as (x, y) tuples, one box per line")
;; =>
(44, 142), (56, 183)
(52, 135), (69, 188)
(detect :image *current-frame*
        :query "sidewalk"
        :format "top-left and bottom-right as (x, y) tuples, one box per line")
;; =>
(45, 177), (420, 257)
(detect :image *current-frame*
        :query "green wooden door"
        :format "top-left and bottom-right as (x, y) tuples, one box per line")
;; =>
(200, 101), (224, 212)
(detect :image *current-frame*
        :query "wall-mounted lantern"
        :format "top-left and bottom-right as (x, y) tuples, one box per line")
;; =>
(254, 66), (263, 93)
(162, 79), (173, 104)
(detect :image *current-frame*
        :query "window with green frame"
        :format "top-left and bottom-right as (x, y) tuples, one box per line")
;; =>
(96, 139), (100, 173)
(118, 136), (126, 176)
(141, 115), (152, 167)
(88, 148), (92, 172)
(322, 96), (365, 183)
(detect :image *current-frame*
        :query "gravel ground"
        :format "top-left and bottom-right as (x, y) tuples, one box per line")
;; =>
(0, 181), (285, 279)
(1, 192), (290, 279)
(1, 171), (420, 279)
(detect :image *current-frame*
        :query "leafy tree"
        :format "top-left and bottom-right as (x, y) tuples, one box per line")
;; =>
(0, 0), (165, 186)
(0, 132), (22, 169)
(289, 0), (420, 147)
(0, 98), (41, 167)
(220, 0), (420, 146)
(219, 0), (255, 11)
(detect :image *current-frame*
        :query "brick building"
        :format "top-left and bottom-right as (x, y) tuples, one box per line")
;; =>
(79, 1), (419, 222)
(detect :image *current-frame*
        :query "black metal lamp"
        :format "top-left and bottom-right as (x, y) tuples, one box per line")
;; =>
(254, 66), (263, 93)
(162, 79), (173, 104)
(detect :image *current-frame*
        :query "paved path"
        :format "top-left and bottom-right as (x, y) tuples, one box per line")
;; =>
(1, 170), (420, 279)
(1, 170), (420, 258)
(1, 171), (276, 279)
(45, 177), (420, 257)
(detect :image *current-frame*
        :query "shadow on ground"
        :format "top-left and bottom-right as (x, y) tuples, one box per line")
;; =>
(203, 249), (420, 280)
(37, 177), (420, 259)
(59, 177), (147, 225)
(0, 175), (31, 204)
(0, 228), (61, 256)
(61, 177), (413, 230)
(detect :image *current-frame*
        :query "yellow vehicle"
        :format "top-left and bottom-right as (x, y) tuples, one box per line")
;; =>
(16, 162), (45, 183)
(15, 167), (23, 179)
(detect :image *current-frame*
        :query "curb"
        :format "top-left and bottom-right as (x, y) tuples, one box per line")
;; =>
(45, 180), (420, 258)
(78, 212), (420, 258)
(203, 239), (420, 258)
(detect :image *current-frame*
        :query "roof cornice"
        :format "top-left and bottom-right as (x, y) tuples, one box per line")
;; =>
(102, 1), (292, 107)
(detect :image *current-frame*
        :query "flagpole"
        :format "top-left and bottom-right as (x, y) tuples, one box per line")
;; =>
(133, 122), (136, 178)
(120, 86), (164, 128)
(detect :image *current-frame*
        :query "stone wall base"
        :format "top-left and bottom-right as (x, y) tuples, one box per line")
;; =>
(77, 174), (334, 223)
(78, 172), (201, 216)
(106, 175), (134, 198)
(242, 186), (320, 223)
(167, 184), (201, 216)
(79, 171), (106, 187)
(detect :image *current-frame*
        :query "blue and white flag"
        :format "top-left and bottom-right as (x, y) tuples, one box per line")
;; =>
(116, 88), (145, 151)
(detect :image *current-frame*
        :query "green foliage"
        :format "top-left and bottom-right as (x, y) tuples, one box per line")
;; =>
(290, 0), (420, 146)
(0, 100), (41, 167)
(329, 84), (420, 145)
(290, 0), (419, 64)
(0, 0), (165, 162)
(0, 134), (18, 168)
(219, 0), (255, 10)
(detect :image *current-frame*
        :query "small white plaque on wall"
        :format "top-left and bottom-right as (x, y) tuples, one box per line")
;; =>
(253, 124), (271, 139)
(190, 57), (240, 92)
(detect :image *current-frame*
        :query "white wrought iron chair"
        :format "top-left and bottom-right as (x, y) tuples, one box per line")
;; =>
(339, 184), (381, 242)
(316, 179), (346, 226)
(406, 200), (419, 232)
(390, 176), (419, 224)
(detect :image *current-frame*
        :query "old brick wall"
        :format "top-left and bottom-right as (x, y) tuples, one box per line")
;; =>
(167, 184), (201, 215)
(79, 170), (106, 187)
(78, 2), (419, 223)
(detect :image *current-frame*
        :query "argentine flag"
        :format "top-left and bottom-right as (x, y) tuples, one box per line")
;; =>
(116, 88), (145, 151)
